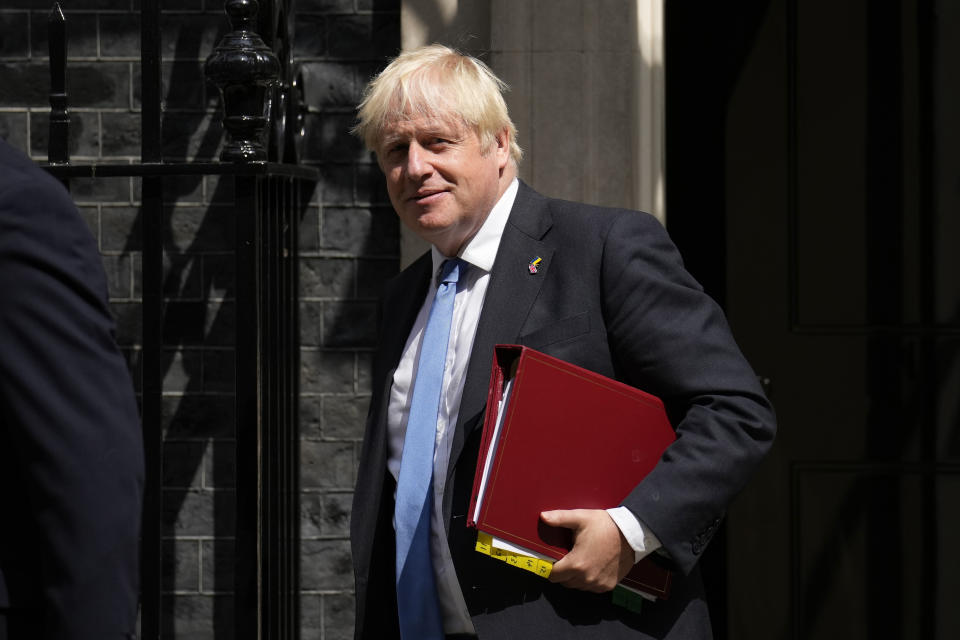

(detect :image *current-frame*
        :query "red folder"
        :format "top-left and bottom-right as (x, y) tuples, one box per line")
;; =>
(467, 345), (675, 599)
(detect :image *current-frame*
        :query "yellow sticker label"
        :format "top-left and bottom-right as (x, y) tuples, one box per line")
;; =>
(536, 559), (552, 578)
(474, 533), (637, 610)
(475, 532), (493, 555)
(475, 532), (554, 578)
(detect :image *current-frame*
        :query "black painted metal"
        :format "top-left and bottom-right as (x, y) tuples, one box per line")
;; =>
(46, 161), (316, 180)
(47, 3), (68, 166)
(141, 0), (162, 164)
(205, 0), (281, 162)
(258, 0), (304, 164)
(916, 1), (938, 635)
(139, 175), (164, 640)
(233, 169), (303, 640)
(43, 2), (312, 638)
(863, 5), (906, 637)
(234, 175), (260, 637)
(139, 1), (164, 637)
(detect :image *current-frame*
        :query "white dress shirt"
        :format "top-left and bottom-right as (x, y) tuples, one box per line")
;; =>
(385, 178), (660, 634)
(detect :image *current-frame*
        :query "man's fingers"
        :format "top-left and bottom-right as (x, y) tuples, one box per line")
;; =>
(542, 509), (593, 587)
(541, 509), (626, 592)
(550, 547), (618, 592)
(549, 552), (586, 588)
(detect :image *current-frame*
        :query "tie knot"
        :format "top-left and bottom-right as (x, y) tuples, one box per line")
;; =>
(438, 258), (466, 286)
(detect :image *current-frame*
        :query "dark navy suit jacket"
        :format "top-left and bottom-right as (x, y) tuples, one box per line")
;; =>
(351, 181), (776, 639)
(0, 140), (143, 639)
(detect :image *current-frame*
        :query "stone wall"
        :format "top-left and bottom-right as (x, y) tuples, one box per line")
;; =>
(0, 0), (399, 637)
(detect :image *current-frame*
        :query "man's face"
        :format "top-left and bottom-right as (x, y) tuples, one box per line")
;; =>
(377, 115), (510, 256)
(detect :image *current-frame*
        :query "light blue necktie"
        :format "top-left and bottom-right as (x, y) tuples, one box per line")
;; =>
(395, 258), (466, 640)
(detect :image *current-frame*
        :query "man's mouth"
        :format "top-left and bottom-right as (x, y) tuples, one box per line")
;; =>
(410, 189), (447, 204)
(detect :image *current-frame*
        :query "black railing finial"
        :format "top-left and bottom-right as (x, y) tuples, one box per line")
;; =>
(205, 0), (281, 162)
(48, 2), (69, 165)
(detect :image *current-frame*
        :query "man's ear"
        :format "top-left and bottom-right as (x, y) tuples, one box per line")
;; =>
(494, 128), (511, 169)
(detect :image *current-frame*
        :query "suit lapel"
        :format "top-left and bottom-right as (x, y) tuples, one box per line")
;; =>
(447, 183), (555, 485)
(377, 252), (433, 381)
(357, 252), (431, 494)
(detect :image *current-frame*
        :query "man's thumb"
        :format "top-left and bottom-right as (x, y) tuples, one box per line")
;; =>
(540, 509), (577, 529)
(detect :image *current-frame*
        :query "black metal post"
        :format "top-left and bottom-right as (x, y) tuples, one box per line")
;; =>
(232, 173), (303, 639)
(284, 176), (302, 639)
(139, 176), (164, 640)
(47, 3), (68, 165)
(916, 1), (938, 635)
(139, 0), (164, 637)
(234, 174), (261, 639)
(141, 0), (163, 163)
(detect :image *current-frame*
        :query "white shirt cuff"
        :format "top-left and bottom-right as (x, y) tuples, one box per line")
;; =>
(606, 506), (662, 564)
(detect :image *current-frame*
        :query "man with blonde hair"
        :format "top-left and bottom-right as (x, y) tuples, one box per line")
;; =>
(350, 44), (775, 639)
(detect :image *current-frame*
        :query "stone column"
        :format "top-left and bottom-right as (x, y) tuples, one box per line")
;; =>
(490, 0), (665, 221)
(396, 0), (665, 266)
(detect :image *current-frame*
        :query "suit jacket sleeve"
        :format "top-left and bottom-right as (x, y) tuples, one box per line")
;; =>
(0, 171), (144, 637)
(598, 209), (775, 575)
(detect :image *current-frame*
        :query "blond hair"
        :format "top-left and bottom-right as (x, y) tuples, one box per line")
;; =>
(352, 44), (522, 164)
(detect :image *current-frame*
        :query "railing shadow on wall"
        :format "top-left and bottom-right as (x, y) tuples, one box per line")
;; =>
(43, 1), (317, 638)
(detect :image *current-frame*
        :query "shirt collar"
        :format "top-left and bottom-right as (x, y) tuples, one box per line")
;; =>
(430, 177), (519, 276)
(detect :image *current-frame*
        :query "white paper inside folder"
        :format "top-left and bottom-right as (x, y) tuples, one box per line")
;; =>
(488, 535), (555, 563)
(472, 379), (514, 523)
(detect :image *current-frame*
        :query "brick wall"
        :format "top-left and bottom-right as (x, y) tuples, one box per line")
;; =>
(0, 0), (400, 637)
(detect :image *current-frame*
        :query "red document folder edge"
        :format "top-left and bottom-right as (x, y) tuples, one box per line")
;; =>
(467, 345), (676, 599)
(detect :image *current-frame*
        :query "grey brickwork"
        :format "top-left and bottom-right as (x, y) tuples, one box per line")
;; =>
(0, 0), (400, 637)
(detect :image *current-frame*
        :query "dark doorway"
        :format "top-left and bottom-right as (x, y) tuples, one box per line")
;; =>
(665, 1), (960, 639)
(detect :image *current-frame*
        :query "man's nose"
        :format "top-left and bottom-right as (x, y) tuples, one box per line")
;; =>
(405, 142), (432, 179)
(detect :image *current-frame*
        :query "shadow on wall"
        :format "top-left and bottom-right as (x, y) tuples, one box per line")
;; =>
(124, 15), (238, 639)
(124, 1), (400, 637)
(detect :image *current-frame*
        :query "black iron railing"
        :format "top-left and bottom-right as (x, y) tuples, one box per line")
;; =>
(43, 1), (314, 638)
